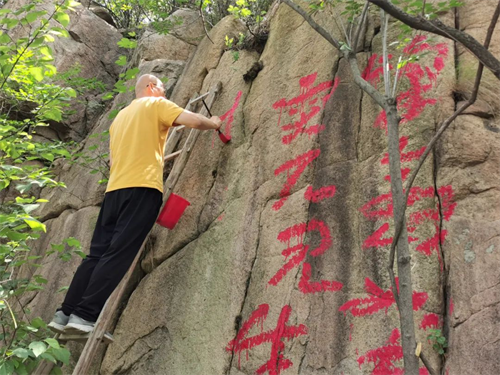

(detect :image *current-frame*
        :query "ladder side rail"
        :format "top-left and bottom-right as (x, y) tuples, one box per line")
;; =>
(163, 92), (198, 157)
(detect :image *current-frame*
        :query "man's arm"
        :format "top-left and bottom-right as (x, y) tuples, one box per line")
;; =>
(174, 109), (222, 130)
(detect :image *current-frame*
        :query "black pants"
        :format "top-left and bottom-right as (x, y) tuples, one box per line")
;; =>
(58, 187), (162, 322)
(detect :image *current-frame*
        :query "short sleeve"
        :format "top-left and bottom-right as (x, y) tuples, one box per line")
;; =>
(157, 98), (184, 128)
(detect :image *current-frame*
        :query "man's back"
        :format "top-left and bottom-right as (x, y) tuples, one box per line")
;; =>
(106, 97), (184, 194)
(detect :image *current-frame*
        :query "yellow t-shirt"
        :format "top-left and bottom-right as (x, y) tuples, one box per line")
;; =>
(106, 97), (184, 194)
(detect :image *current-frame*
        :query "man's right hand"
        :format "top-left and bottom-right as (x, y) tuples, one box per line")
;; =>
(210, 116), (223, 130)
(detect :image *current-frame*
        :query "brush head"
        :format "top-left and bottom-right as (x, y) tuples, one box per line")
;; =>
(217, 129), (231, 144)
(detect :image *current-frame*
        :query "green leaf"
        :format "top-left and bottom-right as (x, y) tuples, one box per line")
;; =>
(29, 341), (47, 357)
(124, 67), (140, 80)
(66, 237), (80, 247)
(44, 338), (60, 349)
(54, 12), (70, 27)
(117, 38), (137, 49)
(41, 153), (54, 162)
(42, 108), (62, 122)
(51, 243), (65, 252)
(34, 275), (48, 284)
(115, 55), (127, 66)
(4, 230), (28, 241)
(102, 92), (114, 100)
(0, 31), (10, 44)
(25, 11), (44, 23)
(11, 348), (30, 359)
(29, 67), (44, 81)
(56, 286), (69, 293)
(40, 352), (57, 364)
(74, 250), (86, 259)
(39, 46), (53, 58)
(65, 87), (77, 98)
(108, 109), (120, 119)
(24, 218), (46, 232)
(31, 317), (46, 328)
(51, 348), (70, 365)
(0, 361), (15, 375)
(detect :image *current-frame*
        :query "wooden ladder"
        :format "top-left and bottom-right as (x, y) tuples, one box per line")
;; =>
(34, 81), (222, 375)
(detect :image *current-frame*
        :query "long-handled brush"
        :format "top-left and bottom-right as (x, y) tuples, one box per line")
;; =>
(201, 98), (231, 144)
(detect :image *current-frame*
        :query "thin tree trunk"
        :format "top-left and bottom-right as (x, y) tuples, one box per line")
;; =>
(386, 100), (419, 375)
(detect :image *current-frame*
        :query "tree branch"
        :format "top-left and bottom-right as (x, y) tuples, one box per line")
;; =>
(199, 2), (214, 44)
(367, 0), (500, 80)
(352, 1), (369, 53)
(281, 0), (387, 108)
(281, 0), (342, 50)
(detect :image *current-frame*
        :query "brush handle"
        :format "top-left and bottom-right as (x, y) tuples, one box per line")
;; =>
(201, 98), (213, 117)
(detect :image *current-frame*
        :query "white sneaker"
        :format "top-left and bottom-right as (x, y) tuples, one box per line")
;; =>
(48, 311), (70, 334)
(64, 314), (96, 334)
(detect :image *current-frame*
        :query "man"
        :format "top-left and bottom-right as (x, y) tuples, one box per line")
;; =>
(48, 74), (222, 334)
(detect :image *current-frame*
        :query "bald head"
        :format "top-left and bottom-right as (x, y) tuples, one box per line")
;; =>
(135, 74), (165, 98)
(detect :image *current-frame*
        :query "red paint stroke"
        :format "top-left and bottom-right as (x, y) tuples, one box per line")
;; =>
(449, 297), (454, 316)
(220, 91), (242, 138)
(420, 313), (440, 330)
(362, 36), (448, 131)
(360, 186), (456, 269)
(339, 277), (427, 317)
(269, 219), (343, 294)
(358, 328), (403, 375)
(273, 149), (321, 211)
(226, 304), (307, 375)
(358, 328), (430, 375)
(304, 185), (336, 202)
(273, 73), (339, 144)
(217, 213), (225, 221)
(381, 136), (426, 181)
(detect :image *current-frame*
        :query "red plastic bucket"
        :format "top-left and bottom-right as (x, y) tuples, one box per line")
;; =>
(156, 193), (191, 229)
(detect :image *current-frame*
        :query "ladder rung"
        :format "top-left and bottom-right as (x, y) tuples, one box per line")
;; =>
(164, 149), (183, 162)
(188, 91), (210, 105)
(59, 332), (114, 344)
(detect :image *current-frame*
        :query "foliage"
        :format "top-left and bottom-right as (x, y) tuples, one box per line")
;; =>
(92, 0), (187, 32)
(224, 32), (246, 62)
(92, 0), (274, 34)
(427, 329), (448, 355)
(0, 1), (101, 373)
(70, 130), (110, 185)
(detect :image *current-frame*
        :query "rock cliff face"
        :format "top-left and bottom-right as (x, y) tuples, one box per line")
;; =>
(12, 1), (499, 374)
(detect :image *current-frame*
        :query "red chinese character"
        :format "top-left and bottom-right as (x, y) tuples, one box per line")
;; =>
(360, 185), (456, 269)
(273, 72), (339, 145)
(226, 304), (307, 375)
(268, 219), (343, 294)
(273, 149), (321, 211)
(420, 313), (440, 330)
(362, 36), (448, 131)
(380, 136), (426, 182)
(304, 185), (336, 202)
(339, 277), (427, 317)
(357, 328), (430, 375)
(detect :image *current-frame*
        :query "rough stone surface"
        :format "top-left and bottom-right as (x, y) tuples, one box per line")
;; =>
(438, 112), (500, 375)
(6, 1), (498, 374)
(170, 16), (248, 107)
(456, 0), (500, 114)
